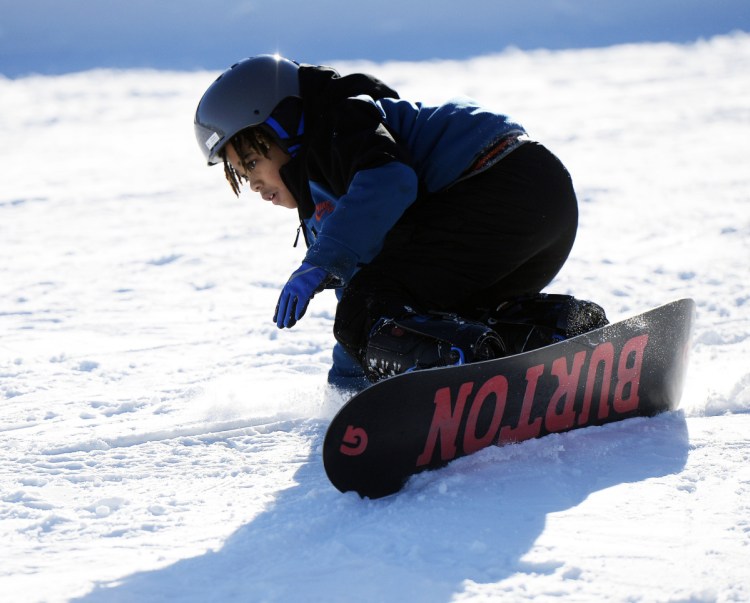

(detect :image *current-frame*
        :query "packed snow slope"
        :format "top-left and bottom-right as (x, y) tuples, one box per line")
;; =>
(1, 34), (749, 602)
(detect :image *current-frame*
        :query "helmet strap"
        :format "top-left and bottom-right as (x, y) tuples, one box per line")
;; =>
(263, 97), (305, 156)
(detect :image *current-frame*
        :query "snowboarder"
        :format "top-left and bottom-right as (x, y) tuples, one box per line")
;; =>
(194, 55), (607, 392)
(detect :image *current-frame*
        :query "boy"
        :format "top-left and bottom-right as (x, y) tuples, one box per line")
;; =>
(194, 55), (607, 391)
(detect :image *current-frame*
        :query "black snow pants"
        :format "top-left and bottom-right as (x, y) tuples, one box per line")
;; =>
(333, 141), (579, 364)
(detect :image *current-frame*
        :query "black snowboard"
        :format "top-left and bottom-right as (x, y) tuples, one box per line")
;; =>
(323, 298), (695, 498)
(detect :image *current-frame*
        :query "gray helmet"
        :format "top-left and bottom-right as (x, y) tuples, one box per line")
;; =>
(194, 55), (300, 165)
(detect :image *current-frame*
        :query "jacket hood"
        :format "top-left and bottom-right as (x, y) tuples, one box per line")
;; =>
(297, 64), (400, 118)
(281, 65), (401, 221)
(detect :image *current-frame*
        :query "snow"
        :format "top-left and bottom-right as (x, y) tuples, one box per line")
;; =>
(1, 33), (750, 603)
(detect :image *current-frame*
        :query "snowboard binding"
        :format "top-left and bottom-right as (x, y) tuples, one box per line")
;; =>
(364, 314), (505, 383)
(361, 295), (608, 383)
(486, 293), (610, 354)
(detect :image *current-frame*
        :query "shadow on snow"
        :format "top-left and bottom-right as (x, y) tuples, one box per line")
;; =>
(74, 411), (690, 602)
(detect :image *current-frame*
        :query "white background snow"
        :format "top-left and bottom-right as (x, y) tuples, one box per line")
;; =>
(1, 3), (750, 602)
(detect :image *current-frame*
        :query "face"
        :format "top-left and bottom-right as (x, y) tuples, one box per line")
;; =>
(225, 141), (297, 209)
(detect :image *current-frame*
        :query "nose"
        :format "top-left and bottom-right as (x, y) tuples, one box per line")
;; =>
(248, 175), (262, 192)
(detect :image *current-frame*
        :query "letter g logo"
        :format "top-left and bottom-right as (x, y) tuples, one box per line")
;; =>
(340, 425), (368, 456)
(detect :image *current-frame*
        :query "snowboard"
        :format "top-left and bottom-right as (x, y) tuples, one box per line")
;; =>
(323, 298), (695, 499)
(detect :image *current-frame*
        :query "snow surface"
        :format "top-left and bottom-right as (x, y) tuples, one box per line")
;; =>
(1, 33), (749, 602)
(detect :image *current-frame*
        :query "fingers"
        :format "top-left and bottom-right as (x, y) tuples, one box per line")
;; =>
(294, 297), (310, 322)
(274, 262), (329, 329)
(275, 293), (301, 329)
(275, 293), (293, 329)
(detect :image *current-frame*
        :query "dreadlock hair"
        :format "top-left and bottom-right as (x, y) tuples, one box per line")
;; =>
(220, 127), (273, 197)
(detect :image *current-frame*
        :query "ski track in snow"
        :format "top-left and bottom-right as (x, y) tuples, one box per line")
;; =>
(1, 34), (749, 602)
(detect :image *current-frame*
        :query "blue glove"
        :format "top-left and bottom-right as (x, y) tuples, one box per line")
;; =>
(274, 262), (330, 328)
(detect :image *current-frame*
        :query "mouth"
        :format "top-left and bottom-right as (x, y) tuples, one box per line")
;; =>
(262, 191), (278, 203)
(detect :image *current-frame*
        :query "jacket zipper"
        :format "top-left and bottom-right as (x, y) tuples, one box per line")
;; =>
(293, 220), (312, 248)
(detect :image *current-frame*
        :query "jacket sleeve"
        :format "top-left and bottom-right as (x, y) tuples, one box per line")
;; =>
(302, 96), (419, 283)
(303, 161), (418, 282)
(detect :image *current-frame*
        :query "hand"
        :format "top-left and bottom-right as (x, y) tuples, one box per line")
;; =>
(274, 262), (330, 328)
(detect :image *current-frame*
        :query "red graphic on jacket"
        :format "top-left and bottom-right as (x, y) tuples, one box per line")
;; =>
(315, 200), (335, 222)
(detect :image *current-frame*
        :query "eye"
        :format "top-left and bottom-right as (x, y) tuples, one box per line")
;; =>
(241, 154), (257, 173)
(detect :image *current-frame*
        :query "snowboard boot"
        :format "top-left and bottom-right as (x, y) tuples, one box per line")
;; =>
(486, 294), (609, 354)
(363, 314), (506, 383)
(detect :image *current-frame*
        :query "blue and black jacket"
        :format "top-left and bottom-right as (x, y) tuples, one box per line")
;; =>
(279, 65), (527, 285)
